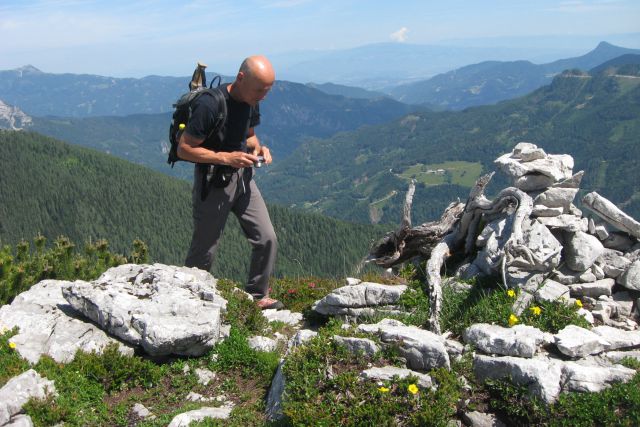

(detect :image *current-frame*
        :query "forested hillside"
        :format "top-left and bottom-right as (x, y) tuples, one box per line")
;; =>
(259, 65), (640, 225)
(26, 80), (420, 181)
(0, 131), (388, 281)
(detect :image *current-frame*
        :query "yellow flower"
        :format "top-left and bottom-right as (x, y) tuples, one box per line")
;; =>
(378, 386), (390, 393)
(575, 299), (583, 308)
(508, 314), (519, 326)
(407, 384), (419, 395)
(9, 342), (16, 349)
(507, 289), (516, 298)
(529, 306), (542, 316)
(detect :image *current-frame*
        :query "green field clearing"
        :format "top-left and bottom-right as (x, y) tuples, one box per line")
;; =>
(399, 161), (483, 187)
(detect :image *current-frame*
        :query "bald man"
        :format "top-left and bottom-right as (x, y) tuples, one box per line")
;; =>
(179, 55), (282, 310)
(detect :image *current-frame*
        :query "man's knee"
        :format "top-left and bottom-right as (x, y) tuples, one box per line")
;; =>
(258, 227), (277, 249)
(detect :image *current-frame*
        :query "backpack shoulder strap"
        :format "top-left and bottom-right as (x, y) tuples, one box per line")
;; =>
(199, 87), (227, 146)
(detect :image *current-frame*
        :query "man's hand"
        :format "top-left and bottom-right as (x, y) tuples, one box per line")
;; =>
(223, 152), (259, 168)
(255, 145), (272, 165)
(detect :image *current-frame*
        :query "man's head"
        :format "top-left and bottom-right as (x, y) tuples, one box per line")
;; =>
(233, 55), (275, 106)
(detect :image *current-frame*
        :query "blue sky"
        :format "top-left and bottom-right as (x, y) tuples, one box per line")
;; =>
(1, 0), (639, 77)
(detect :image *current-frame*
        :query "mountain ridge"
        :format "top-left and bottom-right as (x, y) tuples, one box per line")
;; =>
(387, 42), (640, 109)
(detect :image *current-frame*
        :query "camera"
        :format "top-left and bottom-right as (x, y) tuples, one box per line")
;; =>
(254, 156), (265, 168)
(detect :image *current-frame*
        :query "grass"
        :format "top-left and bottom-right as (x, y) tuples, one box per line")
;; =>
(1, 237), (639, 426)
(399, 161), (483, 187)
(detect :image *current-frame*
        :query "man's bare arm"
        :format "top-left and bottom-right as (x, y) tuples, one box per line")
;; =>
(246, 128), (272, 164)
(178, 132), (258, 168)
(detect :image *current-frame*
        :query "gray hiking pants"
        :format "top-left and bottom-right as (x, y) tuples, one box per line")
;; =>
(184, 165), (277, 299)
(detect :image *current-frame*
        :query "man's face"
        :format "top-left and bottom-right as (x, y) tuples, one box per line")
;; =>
(242, 74), (273, 106)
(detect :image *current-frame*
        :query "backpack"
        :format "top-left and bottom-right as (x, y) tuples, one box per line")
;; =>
(167, 62), (227, 167)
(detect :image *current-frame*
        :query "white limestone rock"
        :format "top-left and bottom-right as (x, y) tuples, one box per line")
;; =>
(592, 325), (640, 350)
(568, 279), (615, 298)
(288, 329), (318, 348)
(194, 368), (216, 386)
(248, 336), (278, 352)
(605, 350), (640, 363)
(312, 282), (407, 316)
(494, 146), (573, 182)
(561, 360), (636, 393)
(577, 308), (595, 324)
(463, 324), (549, 358)
(262, 309), (303, 325)
(186, 392), (215, 402)
(359, 366), (435, 390)
(532, 205), (564, 217)
(0, 280), (134, 364)
(333, 336), (379, 357)
(462, 411), (506, 427)
(514, 174), (556, 192)
(5, 414), (34, 427)
(534, 187), (579, 210)
(511, 290), (535, 316)
(167, 405), (233, 426)
(61, 264), (226, 357)
(0, 370), (56, 426)
(582, 192), (640, 239)
(554, 325), (610, 357)
(565, 231), (605, 272)
(533, 279), (570, 303)
(612, 292), (635, 318)
(619, 260), (640, 291)
(473, 354), (563, 404)
(357, 319), (450, 370)
(537, 215), (588, 233)
(512, 142), (546, 161)
(596, 249), (631, 279)
(132, 403), (155, 419)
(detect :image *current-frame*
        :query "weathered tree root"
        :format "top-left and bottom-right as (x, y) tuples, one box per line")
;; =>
(369, 173), (534, 333)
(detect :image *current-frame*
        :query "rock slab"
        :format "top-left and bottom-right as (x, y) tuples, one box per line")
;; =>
(61, 264), (227, 357)
(0, 280), (134, 364)
(0, 370), (56, 426)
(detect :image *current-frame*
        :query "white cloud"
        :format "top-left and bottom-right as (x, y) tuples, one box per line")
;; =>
(390, 27), (409, 43)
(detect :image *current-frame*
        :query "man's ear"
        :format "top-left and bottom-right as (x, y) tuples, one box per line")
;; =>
(236, 71), (245, 83)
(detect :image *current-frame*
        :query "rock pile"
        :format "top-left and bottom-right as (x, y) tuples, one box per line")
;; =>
(466, 323), (637, 403)
(490, 143), (640, 329)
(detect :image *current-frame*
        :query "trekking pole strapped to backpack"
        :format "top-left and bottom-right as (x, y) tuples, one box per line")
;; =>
(167, 62), (227, 167)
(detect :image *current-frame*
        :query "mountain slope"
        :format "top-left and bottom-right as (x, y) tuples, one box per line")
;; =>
(259, 65), (640, 225)
(0, 130), (387, 281)
(388, 42), (640, 109)
(27, 80), (420, 180)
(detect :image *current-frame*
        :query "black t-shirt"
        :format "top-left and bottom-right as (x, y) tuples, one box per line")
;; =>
(185, 85), (260, 153)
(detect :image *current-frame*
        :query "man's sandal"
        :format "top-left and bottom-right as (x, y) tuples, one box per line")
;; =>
(256, 297), (284, 310)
